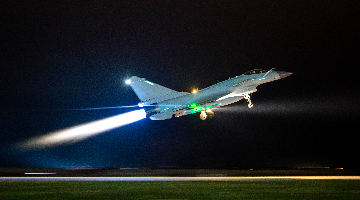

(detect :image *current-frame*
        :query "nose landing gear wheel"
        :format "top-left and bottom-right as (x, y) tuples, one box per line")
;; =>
(244, 94), (253, 108)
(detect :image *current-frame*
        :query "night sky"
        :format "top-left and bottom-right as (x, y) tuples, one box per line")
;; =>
(1, 1), (360, 169)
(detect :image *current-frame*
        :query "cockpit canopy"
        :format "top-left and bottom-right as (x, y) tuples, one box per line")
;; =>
(244, 69), (267, 75)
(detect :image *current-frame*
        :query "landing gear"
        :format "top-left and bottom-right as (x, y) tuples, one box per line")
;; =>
(244, 94), (253, 108)
(206, 109), (214, 118)
(200, 109), (214, 120)
(200, 110), (207, 120)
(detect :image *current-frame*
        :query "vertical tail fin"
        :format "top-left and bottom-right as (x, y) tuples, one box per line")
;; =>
(126, 76), (186, 103)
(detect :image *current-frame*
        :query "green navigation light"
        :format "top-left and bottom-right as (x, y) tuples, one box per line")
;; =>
(189, 103), (219, 114)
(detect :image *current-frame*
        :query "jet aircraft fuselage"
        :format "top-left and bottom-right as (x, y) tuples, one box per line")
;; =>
(126, 69), (292, 120)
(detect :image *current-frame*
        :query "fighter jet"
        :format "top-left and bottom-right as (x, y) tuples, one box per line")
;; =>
(126, 69), (292, 120)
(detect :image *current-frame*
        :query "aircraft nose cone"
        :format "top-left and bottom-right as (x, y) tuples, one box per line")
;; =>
(277, 71), (293, 79)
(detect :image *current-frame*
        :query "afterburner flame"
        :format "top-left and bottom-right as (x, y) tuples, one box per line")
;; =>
(20, 109), (146, 149)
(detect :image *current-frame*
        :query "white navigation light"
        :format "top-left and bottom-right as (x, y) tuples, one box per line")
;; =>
(125, 79), (131, 84)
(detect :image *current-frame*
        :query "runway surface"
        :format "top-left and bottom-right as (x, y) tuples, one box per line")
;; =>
(2, 176), (360, 182)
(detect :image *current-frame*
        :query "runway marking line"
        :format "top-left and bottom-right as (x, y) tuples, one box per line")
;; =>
(1, 176), (360, 181)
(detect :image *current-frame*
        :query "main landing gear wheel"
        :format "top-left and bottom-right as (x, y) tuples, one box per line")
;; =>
(206, 109), (214, 118)
(244, 94), (253, 108)
(200, 110), (207, 120)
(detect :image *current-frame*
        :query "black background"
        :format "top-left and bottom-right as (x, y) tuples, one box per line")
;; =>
(1, 1), (359, 168)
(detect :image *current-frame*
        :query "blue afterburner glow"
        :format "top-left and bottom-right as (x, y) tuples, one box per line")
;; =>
(20, 109), (146, 149)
